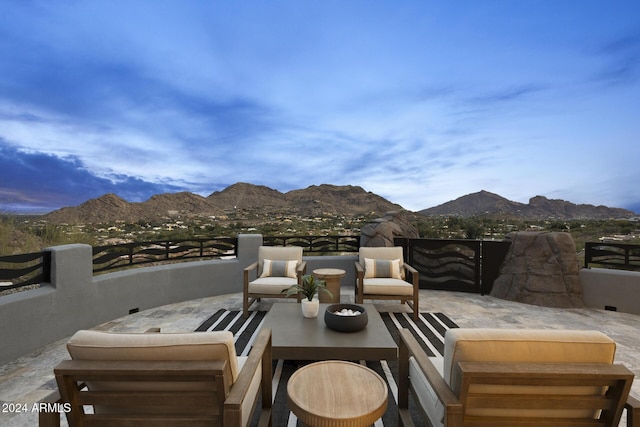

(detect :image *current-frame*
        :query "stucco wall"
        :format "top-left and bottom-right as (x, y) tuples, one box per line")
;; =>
(0, 235), (262, 365)
(580, 267), (640, 315)
(0, 234), (361, 365)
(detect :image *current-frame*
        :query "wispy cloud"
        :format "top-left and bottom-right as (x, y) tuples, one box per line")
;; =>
(466, 84), (545, 105)
(0, 1), (639, 214)
(593, 31), (640, 85)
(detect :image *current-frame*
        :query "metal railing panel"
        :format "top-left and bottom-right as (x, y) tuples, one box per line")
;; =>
(0, 251), (51, 291)
(92, 238), (238, 273)
(263, 235), (360, 254)
(403, 239), (481, 293)
(585, 242), (640, 270)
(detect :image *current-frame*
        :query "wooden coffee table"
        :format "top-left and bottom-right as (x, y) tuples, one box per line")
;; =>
(261, 303), (397, 361)
(287, 360), (388, 427)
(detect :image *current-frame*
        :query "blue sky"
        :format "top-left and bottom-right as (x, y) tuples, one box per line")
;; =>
(1, 1), (639, 214)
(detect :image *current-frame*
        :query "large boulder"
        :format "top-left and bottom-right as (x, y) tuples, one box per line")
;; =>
(360, 211), (419, 247)
(491, 231), (583, 308)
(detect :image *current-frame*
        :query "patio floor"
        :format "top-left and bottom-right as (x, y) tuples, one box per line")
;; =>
(1, 288), (639, 426)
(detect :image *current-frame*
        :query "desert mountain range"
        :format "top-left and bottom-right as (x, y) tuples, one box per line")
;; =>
(43, 183), (402, 224)
(43, 184), (636, 224)
(419, 190), (635, 219)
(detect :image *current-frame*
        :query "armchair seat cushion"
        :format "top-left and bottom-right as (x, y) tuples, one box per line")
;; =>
(363, 278), (414, 296)
(67, 330), (240, 381)
(248, 276), (298, 294)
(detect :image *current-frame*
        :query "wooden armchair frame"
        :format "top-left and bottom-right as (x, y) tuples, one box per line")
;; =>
(39, 328), (273, 427)
(398, 328), (639, 427)
(243, 246), (306, 317)
(355, 247), (419, 320)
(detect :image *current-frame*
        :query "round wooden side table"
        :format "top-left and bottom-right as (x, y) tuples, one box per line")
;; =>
(313, 268), (346, 303)
(287, 360), (388, 427)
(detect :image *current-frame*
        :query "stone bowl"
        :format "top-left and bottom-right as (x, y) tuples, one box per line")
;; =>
(324, 304), (368, 332)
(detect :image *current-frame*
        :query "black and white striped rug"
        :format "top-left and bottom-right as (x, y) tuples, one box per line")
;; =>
(196, 309), (458, 426)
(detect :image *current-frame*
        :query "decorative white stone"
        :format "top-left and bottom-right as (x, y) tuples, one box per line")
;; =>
(334, 309), (361, 316)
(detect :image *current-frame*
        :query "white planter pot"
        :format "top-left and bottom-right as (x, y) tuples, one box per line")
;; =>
(301, 299), (320, 318)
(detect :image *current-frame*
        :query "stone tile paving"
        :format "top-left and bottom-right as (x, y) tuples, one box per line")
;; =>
(1, 289), (638, 426)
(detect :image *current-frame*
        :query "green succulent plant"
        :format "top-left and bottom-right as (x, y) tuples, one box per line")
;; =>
(282, 274), (333, 302)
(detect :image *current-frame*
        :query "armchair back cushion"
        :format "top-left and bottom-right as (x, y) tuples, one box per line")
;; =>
(358, 246), (405, 279)
(364, 258), (402, 279)
(260, 259), (298, 278)
(443, 328), (617, 419)
(258, 246), (303, 276)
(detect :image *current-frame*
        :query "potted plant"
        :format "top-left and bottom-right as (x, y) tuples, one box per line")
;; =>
(282, 274), (332, 318)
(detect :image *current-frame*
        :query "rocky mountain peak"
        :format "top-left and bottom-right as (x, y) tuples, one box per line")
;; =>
(207, 182), (287, 209)
(420, 190), (635, 219)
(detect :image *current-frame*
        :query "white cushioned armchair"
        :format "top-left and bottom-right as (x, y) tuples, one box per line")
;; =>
(244, 246), (306, 317)
(355, 246), (419, 319)
(39, 328), (273, 427)
(398, 327), (639, 427)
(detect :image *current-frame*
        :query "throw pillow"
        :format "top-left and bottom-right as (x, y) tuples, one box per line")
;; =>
(364, 258), (402, 279)
(260, 259), (298, 278)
